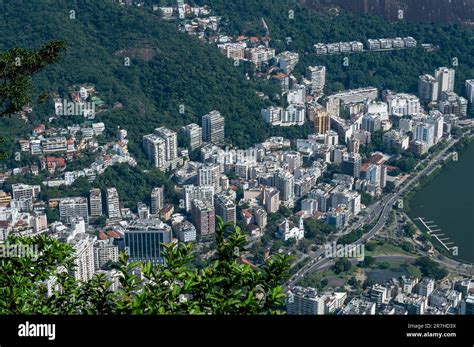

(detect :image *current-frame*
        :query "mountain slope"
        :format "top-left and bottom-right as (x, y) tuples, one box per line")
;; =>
(196, 0), (474, 97)
(300, 0), (474, 24)
(0, 0), (278, 152)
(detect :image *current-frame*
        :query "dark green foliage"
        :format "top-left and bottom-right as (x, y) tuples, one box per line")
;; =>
(415, 256), (448, 280)
(45, 207), (60, 223)
(5, 164), (178, 210)
(389, 157), (417, 173)
(0, 40), (65, 165)
(320, 278), (329, 288)
(387, 168), (401, 177)
(360, 192), (374, 206)
(304, 218), (335, 243)
(365, 242), (376, 252)
(338, 229), (364, 245)
(403, 222), (417, 237)
(0, 234), (75, 314)
(401, 241), (415, 253)
(0, 40), (66, 116)
(0, 218), (291, 314)
(0, 1), (280, 151)
(363, 278), (375, 289)
(377, 261), (391, 269)
(93, 215), (107, 228)
(333, 258), (352, 274)
(361, 256), (376, 268)
(196, 0), (474, 95)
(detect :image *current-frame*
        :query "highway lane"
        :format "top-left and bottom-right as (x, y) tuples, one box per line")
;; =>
(286, 137), (462, 288)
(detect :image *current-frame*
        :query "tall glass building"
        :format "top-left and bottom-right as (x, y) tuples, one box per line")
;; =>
(124, 219), (172, 264)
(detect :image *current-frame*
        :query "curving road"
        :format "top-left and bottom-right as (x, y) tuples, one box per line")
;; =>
(287, 137), (463, 288)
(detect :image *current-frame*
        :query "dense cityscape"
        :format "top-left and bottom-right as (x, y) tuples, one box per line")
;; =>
(0, 3), (473, 342)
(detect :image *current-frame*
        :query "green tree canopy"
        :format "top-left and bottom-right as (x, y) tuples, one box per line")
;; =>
(0, 218), (291, 314)
(0, 40), (66, 116)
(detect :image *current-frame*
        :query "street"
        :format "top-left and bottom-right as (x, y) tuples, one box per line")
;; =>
(286, 136), (468, 288)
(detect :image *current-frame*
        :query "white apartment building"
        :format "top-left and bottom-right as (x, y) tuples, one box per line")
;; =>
(261, 106), (283, 125)
(94, 239), (119, 270)
(419, 74), (439, 102)
(414, 122), (435, 149)
(153, 127), (178, 163)
(465, 79), (474, 105)
(143, 133), (167, 170)
(202, 110), (225, 145)
(59, 197), (89, 224)
(287, 84), (306, 105)
(151, 187), (164, 215)
(143, 127), (178, 171)
(184, 185), (214, 212)
(69, 233), (96, 282)
(435, 67), (455, 95)
(106, 188), (121, 220)
(418, 278), (435, 297)
(286, 287), (325, 315)
(306, 66), (326, 95)
(386, 93), (421, 117)
(283, 104), (306, 126)
(89, 188), (103, 217)
(12, 184), (41, 200)
(198, 163), (221, 191)
(182, 123), (203, 150)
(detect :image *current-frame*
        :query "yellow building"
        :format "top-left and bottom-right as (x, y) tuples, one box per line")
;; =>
(309, 103), (330, 135)
(0, 190), (11, 207)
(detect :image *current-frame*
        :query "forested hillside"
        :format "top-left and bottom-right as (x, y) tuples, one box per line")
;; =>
(0, 0), (473, 157)
(196, 0), (474, 97)
(300, 0), (474, 24)
(0, 0), (279, 151)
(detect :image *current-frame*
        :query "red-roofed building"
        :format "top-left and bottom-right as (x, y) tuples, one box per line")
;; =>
(369, 153), (385, 165)
(384, 164), (399, 172)
(360, 162), (370, 173)
(40, 156), (66, 174)
(107, 230), (121, 239)
(103, 155), (113, 167)
(33, 124), (46, 136)
(273, 73), (288, 80)
(160, 204), (174, 221)
(295, 211), (305, 217)
(98, 231), (108, 241)
(241, 209), (253, 225)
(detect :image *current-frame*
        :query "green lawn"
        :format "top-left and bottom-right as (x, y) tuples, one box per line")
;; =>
(365, 242), (414, 257)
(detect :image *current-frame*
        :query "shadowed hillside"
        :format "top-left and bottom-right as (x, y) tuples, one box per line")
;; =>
(300, 0), (474, 24)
